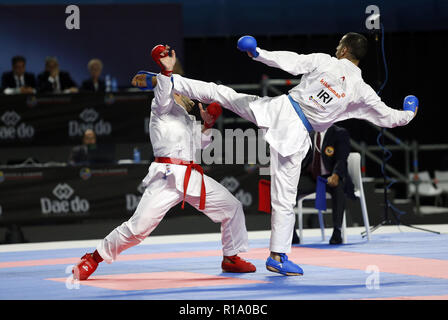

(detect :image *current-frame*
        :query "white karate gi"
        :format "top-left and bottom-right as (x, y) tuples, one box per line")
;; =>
(97, 74), (249, 263)
(171, 48), (415, 254)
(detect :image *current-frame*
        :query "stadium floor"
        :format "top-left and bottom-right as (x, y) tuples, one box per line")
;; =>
(1, 225), (448, 300)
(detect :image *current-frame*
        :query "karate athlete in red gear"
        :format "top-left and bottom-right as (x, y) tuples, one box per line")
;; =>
(72, 45), (256, 281)
(152, 33), (418, 276)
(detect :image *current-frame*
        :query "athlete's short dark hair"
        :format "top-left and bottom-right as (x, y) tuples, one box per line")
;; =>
(341, 33), (368, 60)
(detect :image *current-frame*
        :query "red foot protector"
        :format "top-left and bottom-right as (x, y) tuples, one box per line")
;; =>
(222, 255), (256, 273)
(72, 253), (98, 280)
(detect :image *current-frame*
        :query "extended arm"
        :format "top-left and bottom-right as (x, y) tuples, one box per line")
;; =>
(237, 35), (331, 76)
(131, 47), (176, 114)
(254, 49), (331, 76)
(151, 73), (174, 115)
(349, 84), (416, 128)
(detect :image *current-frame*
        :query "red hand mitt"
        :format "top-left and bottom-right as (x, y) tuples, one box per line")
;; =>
(151, 44), (171, 76)
(204, 102), (223, 129)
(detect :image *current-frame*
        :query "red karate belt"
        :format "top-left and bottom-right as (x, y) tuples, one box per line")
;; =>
(154, 157), (206, 210)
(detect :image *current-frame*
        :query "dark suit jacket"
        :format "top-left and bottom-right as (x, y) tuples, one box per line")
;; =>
(69, 145), (89, 165)
(81, 78), (105, 92)
(302, 125), (355, 198)
(1, 72), (36, 90)
(68, 144), (115, 165)
(37, 71), (77, 93)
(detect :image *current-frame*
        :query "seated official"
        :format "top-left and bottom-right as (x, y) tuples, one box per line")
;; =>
(68, 129), (115, 165)
(2, 56), (36, 95)
(293, 124), (355, 245)
(81, 59), (105, 92)
(68, 129), (97, 165)
(37, 56), (78, 94)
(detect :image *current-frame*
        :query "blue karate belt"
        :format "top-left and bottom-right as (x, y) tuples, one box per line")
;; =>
(315, 176), (328, 211)
(287, 95), (314, 133)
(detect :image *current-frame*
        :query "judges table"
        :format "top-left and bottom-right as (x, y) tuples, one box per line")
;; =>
(0, 163), (261, 226)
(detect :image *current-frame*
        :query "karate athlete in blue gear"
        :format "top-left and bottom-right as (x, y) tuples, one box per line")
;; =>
(146, 33), (418, 276)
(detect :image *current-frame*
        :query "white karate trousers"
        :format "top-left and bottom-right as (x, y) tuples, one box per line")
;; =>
(97, 168), (249, 263)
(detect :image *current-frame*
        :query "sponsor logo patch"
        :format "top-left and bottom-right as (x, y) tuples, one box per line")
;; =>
(325, 146), (335, 157)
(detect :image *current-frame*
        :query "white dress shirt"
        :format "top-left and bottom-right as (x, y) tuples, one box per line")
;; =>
(48, 75), (61, 92)
(14, 74), (24, 88)
(3, 74), (36, 95)
(314, 129), (330, 176)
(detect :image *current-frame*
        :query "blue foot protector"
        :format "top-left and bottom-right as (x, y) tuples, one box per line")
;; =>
(136, 71), (157, 90)
(266, 253), (304, 276)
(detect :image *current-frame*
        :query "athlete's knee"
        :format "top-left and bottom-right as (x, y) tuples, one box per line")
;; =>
(271, 200), (295, 215)
(219, 197), (244, 223)
(124, 217), (158, 241)
(228, 195), (243, 213)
